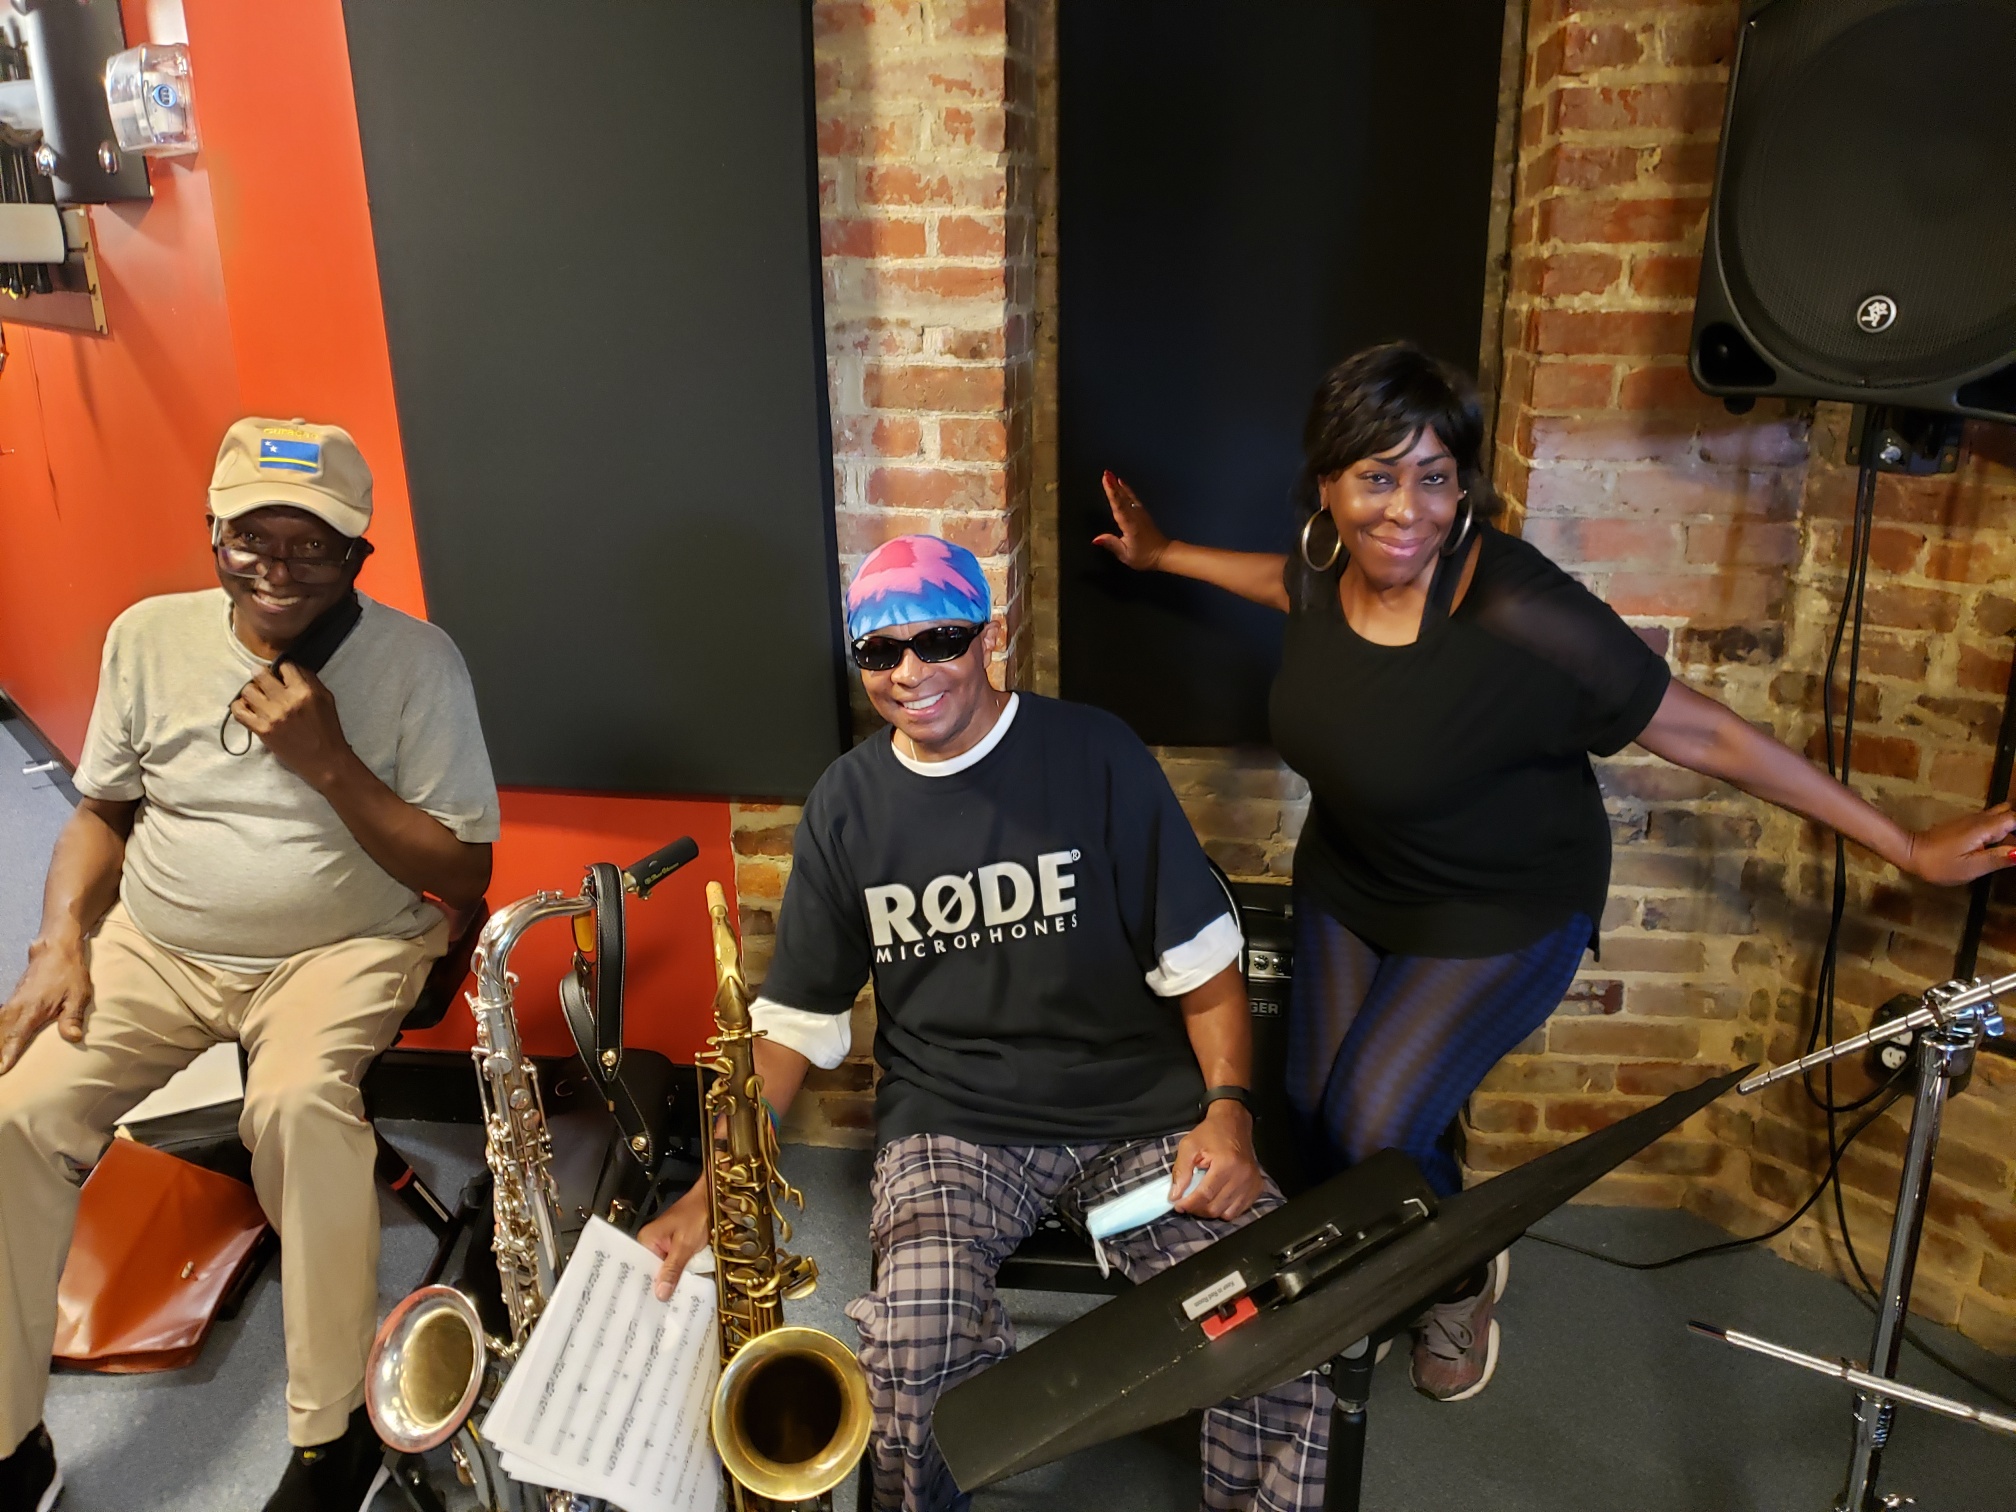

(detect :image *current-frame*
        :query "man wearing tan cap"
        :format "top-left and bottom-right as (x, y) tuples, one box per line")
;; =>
(0, 418), (500, 1512)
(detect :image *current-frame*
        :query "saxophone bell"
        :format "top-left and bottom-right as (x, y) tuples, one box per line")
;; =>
(712, 1325), (874, 1503)
(702, 880), (873, 1506)
(365, 1284), (488, 1453)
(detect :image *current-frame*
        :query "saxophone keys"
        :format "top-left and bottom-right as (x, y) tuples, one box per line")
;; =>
(764, 1252), (819, 1301)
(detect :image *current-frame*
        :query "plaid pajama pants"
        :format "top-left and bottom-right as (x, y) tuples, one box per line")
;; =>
(842, 1132), (1332, 1512)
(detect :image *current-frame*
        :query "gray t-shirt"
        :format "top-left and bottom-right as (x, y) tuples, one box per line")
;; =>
(74, 588), (502, 969)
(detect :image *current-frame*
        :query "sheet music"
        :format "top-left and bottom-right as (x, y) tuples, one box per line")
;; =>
(483, 1217), (724, 1512)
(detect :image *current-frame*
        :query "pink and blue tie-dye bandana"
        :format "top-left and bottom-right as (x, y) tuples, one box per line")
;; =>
(845, 535), (992, 641)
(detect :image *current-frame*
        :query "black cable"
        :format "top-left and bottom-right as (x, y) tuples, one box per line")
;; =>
(1527, 1080), (2016, 1413)
(1527, 1081), (1903, 1272)
(1807, 453), (1881, 1115)
(1815, 453), (1897, 1314)
(1529, 439), (2016, 1414)
(1795, 450), (2016, 1409)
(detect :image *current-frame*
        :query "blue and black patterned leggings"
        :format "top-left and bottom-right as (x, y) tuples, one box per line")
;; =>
(1286, 894), (1591, 1197)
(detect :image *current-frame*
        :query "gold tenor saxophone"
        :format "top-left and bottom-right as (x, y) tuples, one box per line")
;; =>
(702, 880), (872, 1509)
(364, 840), (697, 1512)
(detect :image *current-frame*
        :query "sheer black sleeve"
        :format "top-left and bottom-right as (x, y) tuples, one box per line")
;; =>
(1463, 531), (1671, 756)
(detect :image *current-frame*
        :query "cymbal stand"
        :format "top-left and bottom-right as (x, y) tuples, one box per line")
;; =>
(1734, 972), (2012, 1511)
(1690, 1323), (2016, 1438)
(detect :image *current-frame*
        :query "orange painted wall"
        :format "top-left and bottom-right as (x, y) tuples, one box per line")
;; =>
(0, 0), (731, 1061)
(400, 792), (730, 1061)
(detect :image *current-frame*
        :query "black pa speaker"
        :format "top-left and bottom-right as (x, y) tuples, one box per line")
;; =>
(1690, 0), (2016, 422)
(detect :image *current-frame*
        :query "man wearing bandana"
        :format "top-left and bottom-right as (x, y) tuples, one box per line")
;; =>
(641, 535), (1329, 1512)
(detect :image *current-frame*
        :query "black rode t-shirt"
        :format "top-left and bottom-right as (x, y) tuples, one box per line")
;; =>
(1270, 525), (1670, 958)
(759, 695), (1230, 1146)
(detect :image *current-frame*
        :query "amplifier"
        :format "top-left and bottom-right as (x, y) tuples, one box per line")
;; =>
(1226, 876), (1307, 1197)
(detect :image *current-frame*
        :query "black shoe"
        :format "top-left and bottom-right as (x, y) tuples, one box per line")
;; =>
(0, 1423), (62, 1512)
(261, 1407), (386, 1512)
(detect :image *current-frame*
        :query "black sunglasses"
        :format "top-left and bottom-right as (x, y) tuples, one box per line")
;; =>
(851, 623), (983, 672)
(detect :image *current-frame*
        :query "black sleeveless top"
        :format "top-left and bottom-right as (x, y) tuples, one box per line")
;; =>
(1269, 524), (1671, 958)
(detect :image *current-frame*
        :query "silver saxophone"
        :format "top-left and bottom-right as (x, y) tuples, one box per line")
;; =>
(365, 838), (698, 1512)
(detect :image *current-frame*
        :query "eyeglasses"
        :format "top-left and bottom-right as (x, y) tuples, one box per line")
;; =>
(214, 536), (366, 586)
(850, 623), (983, 672)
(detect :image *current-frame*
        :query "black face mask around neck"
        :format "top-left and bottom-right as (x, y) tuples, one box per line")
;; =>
(219, 591), (364, 754)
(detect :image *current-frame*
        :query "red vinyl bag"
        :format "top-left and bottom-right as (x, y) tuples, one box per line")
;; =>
(53, 1134), (271, 1373)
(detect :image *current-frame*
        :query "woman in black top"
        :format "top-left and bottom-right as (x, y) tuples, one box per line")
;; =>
(1096, 342), (2014, 1401)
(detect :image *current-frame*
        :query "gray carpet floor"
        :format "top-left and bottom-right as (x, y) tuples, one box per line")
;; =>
(6, 714), (2016, 1511)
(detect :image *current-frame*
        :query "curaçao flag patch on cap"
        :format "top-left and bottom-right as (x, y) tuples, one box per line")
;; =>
(258, 426), (323, 475)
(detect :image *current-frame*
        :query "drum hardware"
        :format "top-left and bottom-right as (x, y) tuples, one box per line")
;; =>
(1691, 1324), (2016, 1439)
(1723, 971), (2011, 1511)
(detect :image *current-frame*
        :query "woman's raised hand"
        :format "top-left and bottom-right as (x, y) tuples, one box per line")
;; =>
(1899, 802), (2016, 886)
(1089, 472), (1291, 609)
(1093, 470), (1171, 571)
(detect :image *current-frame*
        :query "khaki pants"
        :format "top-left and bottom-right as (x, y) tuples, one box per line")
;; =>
(0, 904), (445, 1449)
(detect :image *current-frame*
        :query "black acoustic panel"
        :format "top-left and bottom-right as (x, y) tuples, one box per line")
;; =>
(344, 0), (845, 797)
(1691, 0), (2016, 419)
(1059, 1), (1506, 746)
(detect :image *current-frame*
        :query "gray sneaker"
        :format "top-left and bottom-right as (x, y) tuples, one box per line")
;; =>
(1410, 1250), (1508, 1402)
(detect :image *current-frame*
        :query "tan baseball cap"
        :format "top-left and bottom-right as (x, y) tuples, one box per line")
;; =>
(208, 417), (373, 538)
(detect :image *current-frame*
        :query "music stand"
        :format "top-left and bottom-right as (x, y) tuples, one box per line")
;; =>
(935, 1069), (1747, 1510)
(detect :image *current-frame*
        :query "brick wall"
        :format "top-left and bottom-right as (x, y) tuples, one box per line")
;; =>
(1481, 0), (2016, 1352)
(1474, 0), (1807, 1206)
(749, 0), (2016, 1355)
(1736, 410), (2016, 1350)
(733, 0), (1041, 1145)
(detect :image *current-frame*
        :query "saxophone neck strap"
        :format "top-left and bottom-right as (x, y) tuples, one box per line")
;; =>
(560, 862), (655, 1167)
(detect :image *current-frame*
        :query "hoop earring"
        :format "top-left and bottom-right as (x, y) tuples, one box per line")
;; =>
(1300, 510), (1342, 572)
(1440, 494), (1476, 559)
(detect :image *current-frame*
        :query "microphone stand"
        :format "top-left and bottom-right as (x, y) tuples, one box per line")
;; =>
(1724, 972), (2012, 1511)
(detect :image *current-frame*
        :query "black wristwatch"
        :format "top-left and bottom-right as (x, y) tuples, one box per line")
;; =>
(1201, 1085), (1253, 1115)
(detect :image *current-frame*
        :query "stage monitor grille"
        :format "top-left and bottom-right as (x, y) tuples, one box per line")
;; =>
(1699, 0), (2016, 407)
